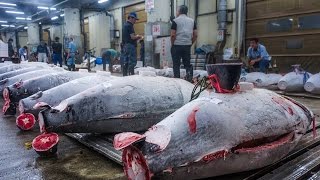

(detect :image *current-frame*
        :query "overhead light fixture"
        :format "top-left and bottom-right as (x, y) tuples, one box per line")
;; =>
(39, 22), (42, 25)
(16, 17), (26, 20)
(38, 6), (56, 10)
(0, 20), (7, 23)
(38, 6), (49, 10)
(0, 2), (17, 6)
(0, 6), (15, 9)
(51, 16), (58, 20)
(289, 18), (293, 21)
(5, 10), (24, 14)
(26, 17), (31, 20)
(60, 14), (65, 17)
(98, 0), (109, 3)
(24, 26), (28, 29)
(9, 25), (15, 27)
(1, 24), (9, 27)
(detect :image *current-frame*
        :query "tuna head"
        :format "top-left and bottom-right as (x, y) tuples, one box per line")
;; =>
(114, 89), (314, 180)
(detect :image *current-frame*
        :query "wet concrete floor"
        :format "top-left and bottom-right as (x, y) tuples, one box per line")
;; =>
(0, 97), (319, 180)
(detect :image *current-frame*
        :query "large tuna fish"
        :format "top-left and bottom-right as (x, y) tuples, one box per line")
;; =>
(3, 72), (90, 115)
(0, 66), (50, 80)
(0, 68), (63, 93)
(114, 88), (314, 180)
(278, 70), (312, 92)
(17, 75), (116, 130)
(304, 73), (320, 94)
(38, 75), (198, 134)
(0, 62), (49, 74)
(240, 72), (282, 90)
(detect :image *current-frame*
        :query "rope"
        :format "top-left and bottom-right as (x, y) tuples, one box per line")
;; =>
(190, 77), (210, 102)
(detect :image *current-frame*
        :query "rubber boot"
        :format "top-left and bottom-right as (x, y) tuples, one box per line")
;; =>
(129, 65), (135, 76)
(123, 63), (128, 76)
(186, 65), (194, 82)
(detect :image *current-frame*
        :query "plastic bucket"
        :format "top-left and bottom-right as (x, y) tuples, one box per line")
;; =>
(206, 63), (242, 90)
(95, 57), (103, 65)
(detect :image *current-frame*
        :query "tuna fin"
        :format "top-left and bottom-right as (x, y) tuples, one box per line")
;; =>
(113, 132), (146, 151)
(30, 91), (43, 100)
(51, 101), (69, 113)
(0, 78), (8, 85)
(33, 102), (51, 110)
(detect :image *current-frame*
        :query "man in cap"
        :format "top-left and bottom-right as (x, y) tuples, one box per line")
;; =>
(171, 5), (197, 82)
(122, 12), (143, 76)
(52, 37), (63, 67)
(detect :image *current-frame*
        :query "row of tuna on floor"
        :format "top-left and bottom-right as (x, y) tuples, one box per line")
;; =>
(0, 62), (316, 180)
(134, 66), (320, 94)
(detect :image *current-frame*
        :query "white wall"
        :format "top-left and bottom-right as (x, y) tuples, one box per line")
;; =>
(18, 31), (28, 48)
(87, 13), (111, 56)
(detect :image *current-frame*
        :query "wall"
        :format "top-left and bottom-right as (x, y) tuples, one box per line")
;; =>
(18, 31), (28, 48)
(246, 0), (320, 73)
(86, 12), (111, 56)
(192, 0), (237, 52)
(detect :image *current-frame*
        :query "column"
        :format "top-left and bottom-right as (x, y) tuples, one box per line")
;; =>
(63, 8), (82, 58)
(27, 23), (40, 53)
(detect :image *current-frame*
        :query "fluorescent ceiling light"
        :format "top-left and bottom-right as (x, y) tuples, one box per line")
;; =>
(0, 2), (16, 6)
(0, 20), (7, 23)
(1, 24), (9, 27)
(16, 17), (26, 20)
(5, 10), (24, 14)
(51, 16), (58, 20)
(26, 17), (31, 20)
(60, 14), (65, 17)
(38, 6), (56, 10)
(39, 22), (42, 24)
(289, 18), (293, 21)
(10, 25), (15, 27)
(0, 6), (15, 9)
(24, 26), (28, 29)
(98, 0), (109, 3)
(38, 6), (49, 10)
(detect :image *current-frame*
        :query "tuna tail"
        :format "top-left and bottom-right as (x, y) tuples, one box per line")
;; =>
(30, 91), (43, 100)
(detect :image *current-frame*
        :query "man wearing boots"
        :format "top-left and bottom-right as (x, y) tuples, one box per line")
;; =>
(122, 12), (143, 76)
(171, 5), (197, 82)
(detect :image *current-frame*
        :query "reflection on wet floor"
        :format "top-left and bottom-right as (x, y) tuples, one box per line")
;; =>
(0, 97), (319, 180)
(0, 112), (124, 180)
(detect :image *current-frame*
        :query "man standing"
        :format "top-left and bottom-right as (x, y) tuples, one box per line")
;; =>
(52, 37), (63, 67)
(67, 38), (77, 71)
(247, 38), (270, 73)
(171, 5), (197, 82)
(37, 41), (48, 63)
(18, 46), (28, 61)
(122, 12), (143, 76)
(101, 49), (120, 73)
(8, 38), (14, 59)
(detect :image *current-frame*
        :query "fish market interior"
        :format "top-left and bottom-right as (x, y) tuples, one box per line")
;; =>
(0, 0), (320, 179)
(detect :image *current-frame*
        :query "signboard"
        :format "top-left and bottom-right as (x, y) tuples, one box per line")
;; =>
(145, 0), (155, 12)
(217, 30), (224, 42)
(152, 24), (161, 36)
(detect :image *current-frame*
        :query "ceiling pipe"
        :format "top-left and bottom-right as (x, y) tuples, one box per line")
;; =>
(30, 0), (70, 18)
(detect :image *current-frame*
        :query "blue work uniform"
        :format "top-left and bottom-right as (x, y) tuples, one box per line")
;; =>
(67, 41), (77, 66)
(122, 21), (137, 76)
(247, 44), (270, 72)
